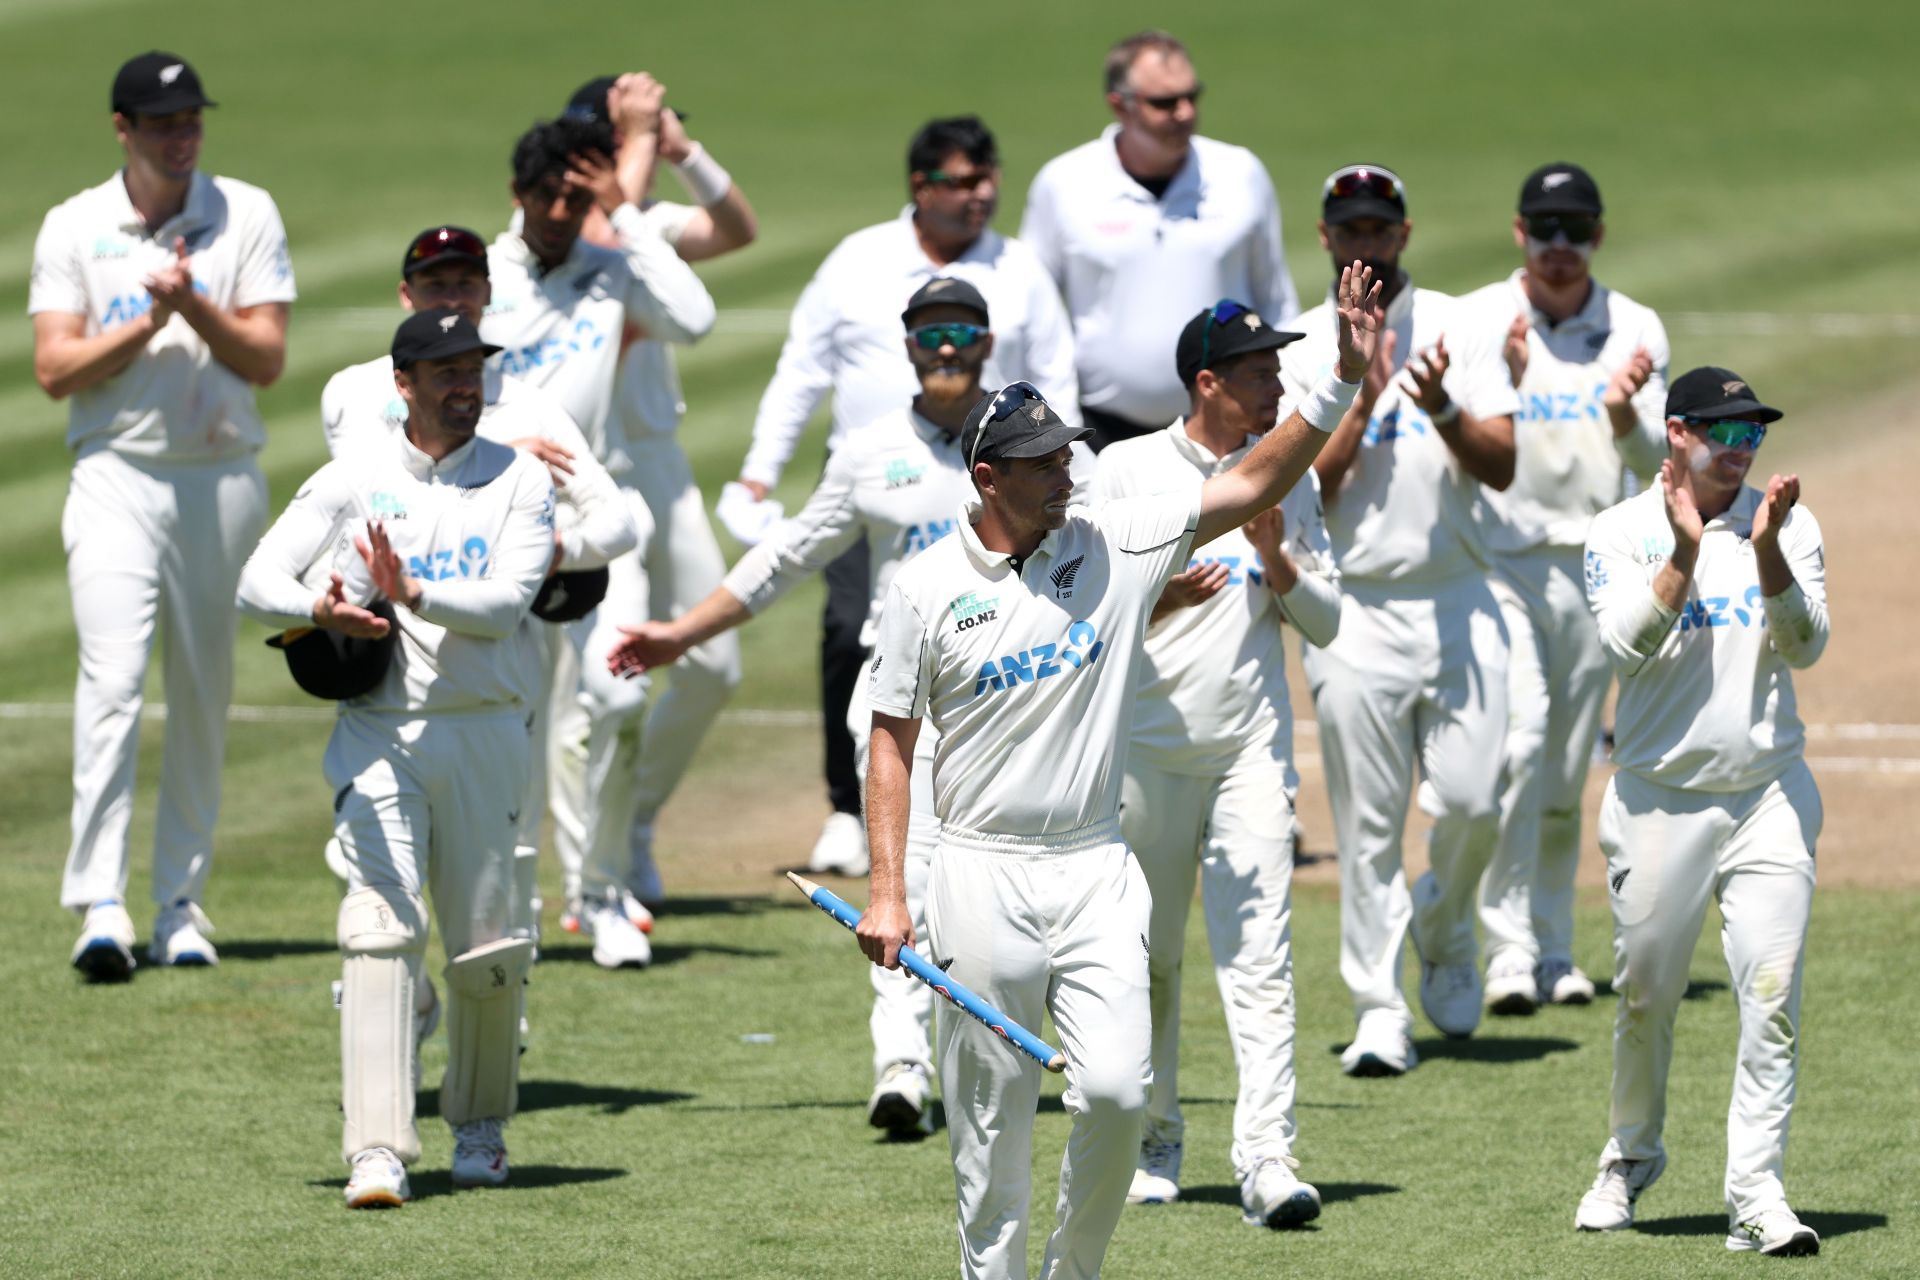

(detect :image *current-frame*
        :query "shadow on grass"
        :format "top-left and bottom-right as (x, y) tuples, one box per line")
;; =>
(537, 940), (775, 967)
(419, 1080), (693, 1118)
(1412, 1035), (1579, 1064)
(1589, 978), (1727, 1001)
(1634, 1210), (1886, 1240)
(310, 1164), (627, 1199)
(215, 939), (338, 961)
(1182, 1182), (1399, 1209)
(652, 894), (800, 919)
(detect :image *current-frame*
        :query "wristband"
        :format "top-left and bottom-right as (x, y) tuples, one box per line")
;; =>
(1429, 399), (1461, 428)
(672, 143), (733, 207)
(1299, 372), (1361, 432)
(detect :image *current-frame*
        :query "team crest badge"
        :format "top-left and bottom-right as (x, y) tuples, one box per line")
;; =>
(439, 314), (459, 332)
(1049, 555), (1084, 599)
(1028, 403), (1048, 423)
(1542, 171), (1573, 190)
(1243, 313), (1262, 330)
(1722, 379), (1748, 396)
(159, 63), (185, 85)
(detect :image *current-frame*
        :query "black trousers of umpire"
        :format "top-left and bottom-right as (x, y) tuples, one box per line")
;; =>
(820, 539), (868, 817)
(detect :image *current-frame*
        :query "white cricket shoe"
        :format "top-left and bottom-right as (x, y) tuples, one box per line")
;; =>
(1539, 958), (1597, 1005)
(1575, 1152), (1665, 1231)
(807, 811), (869, 877)
(1726, 1206), (1820, 1256)
(71, 898), (137, 982)
(1409, 873), (1480, 1037)
(1485, 954), (1539, 1017)
(149, 899), (218, 967)
(1126, 1121), (1182, 1204)
(450, 1118), (509, 1187)
(1240, 1156), (1321, 1229)
(620, 889), (655, 935)
(866, 1061), (934, 1138)
(1341, 1017), (1416, 1078)
(585, 893), (653, 969)
(344, 1146), (409, 1208)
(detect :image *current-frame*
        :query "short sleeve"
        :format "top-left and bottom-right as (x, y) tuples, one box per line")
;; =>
(867, 580), (935, 720)
(1096, 485), (1202, 589)
(233, 192), (297, 309)
(28, 208), (87, 316)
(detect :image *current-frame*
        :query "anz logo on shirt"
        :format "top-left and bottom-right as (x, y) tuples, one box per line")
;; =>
(1362, 402), (1428, 447)
(494, 317), (606, 377)
(100, 283), (211, 328)
(407, 536), (491, 582)
(1185, 555), (1263, 588)
(1679, 586), (1764, 634)
(970, 620), (1105, 700)
(1518, 382), (1607, 425)
(904, 519), (956, 553)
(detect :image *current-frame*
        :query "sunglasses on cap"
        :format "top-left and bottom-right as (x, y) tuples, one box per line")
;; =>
(1197, 299), (1253, 370)
(405, 227), (488, 269)
(1127, 84), (1204, 110)
(1322, 164), (1406, 204)
(1686, 418), (1768, 451)
(911, 322), (988, 351)
(968, 380), (1046, 470)
(1525, 214), (1599, 245)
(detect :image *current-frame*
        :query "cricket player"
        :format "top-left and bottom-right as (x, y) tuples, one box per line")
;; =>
(1020, 30), (1299, 451)
(733, 114), (1079, 883)
(855, 265), (1382, 1279)
(1575, 368), (1825, 1258)
(1278, 166), (1520, 1074)
(482, 110), (716, 964)
(238, 310), (555, 1207)
(32, 51), (295, 978)
(1461, 163), (1670, 1015)
(1095, 301), (1340, 1227)
(320, 224), (639, 958)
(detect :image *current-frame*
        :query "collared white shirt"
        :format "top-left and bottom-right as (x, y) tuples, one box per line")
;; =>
(30, 170), (296, 461)
(1096, 421), (1340, 776)
(481, 209), (715, 477)
(1019, 126), (1299, 426)
(321, 356), (637, 572)
(1585, 485), (1828, 791)
(868, 486), (1201, 839)
(1279, 280), (1520, 586)
(237, 432), (556, 715)
(740, 208), (1080, 488)
(1460, 269), (1670, 552)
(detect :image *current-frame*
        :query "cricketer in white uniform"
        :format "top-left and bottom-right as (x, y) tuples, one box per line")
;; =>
(320, 225), (640, 954)
(855, 264), (1381, 1280)
(1095, 300), (1340, 1228)
(1574, 368), (1826, 1259)
(1019, 30), (1298, 450)
(1459, 163), (1672, 1013)
(32, 52), (295, 979)
(736, 114), (1080, 882)
(1278, 166), (1520, 1074)
(237, 311), (556, 1208)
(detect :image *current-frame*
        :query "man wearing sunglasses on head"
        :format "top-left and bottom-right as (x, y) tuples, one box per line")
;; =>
(1278, 164), (1521, 1076)
(733, 114), (1079, 885)
(1021, 30), (1300, 453)
(852, 266), (1382, 1280)
(1575, 369), (1825, 1259)
(1461, 164), (1671, 1018)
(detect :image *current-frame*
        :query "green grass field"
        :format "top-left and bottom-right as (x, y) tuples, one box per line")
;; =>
(2, 0), (1917, 1274)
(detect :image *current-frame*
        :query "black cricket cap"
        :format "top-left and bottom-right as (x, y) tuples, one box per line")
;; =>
(402, 226), (489, 280)
(391, 308), (501, 369)
(1666, 367), (1783, 424)
(1175, 300), (1304, 386)
(267, 601), (398, 701)
(563, 76), (618, 126)
(1322, 164), (1406, 225)
(902, 277), (990, 327)
(531, 568), (610, 623)
(959, 383), (1088, 468)
(112, 52), (216, 117)
(1518, 162), (1603, 216)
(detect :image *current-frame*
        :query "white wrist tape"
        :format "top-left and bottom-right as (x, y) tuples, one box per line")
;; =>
(672, 143), (733, 206)
(1299, 373), (1361, 432)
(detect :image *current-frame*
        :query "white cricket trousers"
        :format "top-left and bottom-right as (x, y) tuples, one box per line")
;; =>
(926, 822), (1152, 1280)
(1481, 547), (1611, 970)
(1120, 757), (1299, 1180)
(1304, 579), (1509, 1037)
(1597, 762), (1819, 1224)
(60, 449), (268, 911)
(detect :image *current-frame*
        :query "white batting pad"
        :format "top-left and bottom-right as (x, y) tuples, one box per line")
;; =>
(337, 887), (427, 1165)
(439, 937), (535, 1126)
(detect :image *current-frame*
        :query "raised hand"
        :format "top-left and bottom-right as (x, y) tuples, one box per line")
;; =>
(1242, 505), (1284, 553)
(612, 72), (666, 140)
(507, 436), (576, 487)
(566, 147), (624, 215)
(658, 107), (694, 165)
(1158, 560), (1232, 613)
(1603, 346), (1655, 409)
(311, 571), (392, 639)
(1659, 455), (1703, 551)
(354, 520), (422, 610)
(1750, 472), (1800, 549)
(606, 621), (691, 678)
(1333, 260), (1386, 382)
(1403, 337), (1452, 416)
(1503, 313), (1531, 388)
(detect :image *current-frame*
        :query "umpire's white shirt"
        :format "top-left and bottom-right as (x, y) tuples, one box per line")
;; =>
(1585, 485), (1828, 792)
(1460, 269), (1670, 552)
(29, 171), (297, 461)
(237, 432), (556, 714)
(868, 487), (1200, 839)
(1096, 423), (1340, 776)
(1279, 281), (1520, 586)
(1019, 127), (1299, 425)
(321, 356), (637, 571)
(740, 209), (1080, 488)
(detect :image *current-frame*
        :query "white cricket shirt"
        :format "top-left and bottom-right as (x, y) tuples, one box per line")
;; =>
(614, 200), (700, 439)
(1278, 281), (1520, 586)
(1096, 422), (1341, 776)
(1460, 269), (1670, 552)
(320, 356), (636, 572)
(1585, 485), (1828, 792)
(867, 485), (1201, 840)
(1018, 127), (1299, 426)
(740, 208), (1080, 488)
(237, 433), (557, 714)
(29, 170), (297, 461)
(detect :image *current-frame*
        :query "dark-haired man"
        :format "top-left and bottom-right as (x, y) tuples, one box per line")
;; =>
(734, 114), (1077, 881)
(33, 51), (296, 978)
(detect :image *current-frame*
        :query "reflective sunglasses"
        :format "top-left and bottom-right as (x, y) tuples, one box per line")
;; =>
(1688, 418), (1768, 450)
(910, 322), (988, 351)
(967, 380), (1047, 470)
(1524, 214), (1599, 245)
(405, 226), (488, 269)
(1322, 164), (1406, 205)
(1129, 84), (1204, 110)
(1197, 299), (1253, 371)
(925, 167), (998, 190)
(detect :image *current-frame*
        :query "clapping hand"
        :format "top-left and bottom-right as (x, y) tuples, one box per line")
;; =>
(355, 520), (423, 610)
(1333, 261), (1386, 383)
(1750, 472), (1800, 549)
